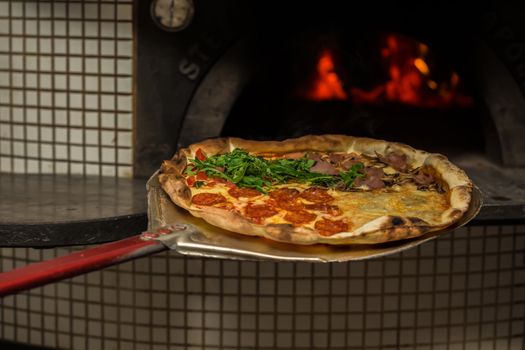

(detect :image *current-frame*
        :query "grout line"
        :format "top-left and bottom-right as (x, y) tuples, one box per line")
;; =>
(462, 228), (471, 350)
(309, 264), (315, 348)
(507, 225), (517, 350)
(379, 256), (386, 349)
(0, 137), (131, 148)
(21, 0), (27, 173)
(64, 0), (71, 175)
(344, 262), (350, 348)
(396, 252), (404, 347)
(478, 226), (488, 350)
(201, 258), (205, 348)
(0, 119), (132, 131)
(131, 259), (137, 350)
(113, 0), (119, 177)
(361, 261), (369, 348)
(0, 68), (132, 77)
(80, 0), (87, 176)
(273, 263), (278, 349)
(413, 247), (421, 348)
(255, 262), (260, 350)
(0, 102), (133, 114)
(327, 264), (333, 350)
(7, 0), (14, 173)
(0, 152), (131, 165)
(97, 0), (104, 177)
(492, 226), (503, 350)
(0, 85), (132, 96)
(183, 257), (188, 348)
(429, 239), (439, 348)
(47, 0), (57, 174)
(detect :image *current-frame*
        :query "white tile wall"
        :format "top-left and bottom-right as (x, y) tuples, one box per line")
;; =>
(0, 0), (134, 177)
(0, 226), (524, 349)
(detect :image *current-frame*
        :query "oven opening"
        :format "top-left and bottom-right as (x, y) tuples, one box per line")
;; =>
(222, 30), (483, 157)
(175, 6), (525, 210)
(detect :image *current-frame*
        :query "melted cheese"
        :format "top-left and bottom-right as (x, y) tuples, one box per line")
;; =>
(190, 182), (449, 231)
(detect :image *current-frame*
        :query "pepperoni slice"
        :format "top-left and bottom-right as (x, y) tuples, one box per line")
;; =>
(269, 188), (300, 201)
(191, 193), (227, 206)
(244, 204), (278, 220)
(304, 203), (342, 216)
(195, 148), (207, 161)
(300, 187), (334, 203)
(283, 210), (317, 225)
(212, 177), (237, 189)
(269, 188), (304, 210)
(186, 176), (196, 187)
(314, 219), (349, 236)
(196, 171), (208, 180)
(273, 198), (304, 211)
(228, 187), (261, 198)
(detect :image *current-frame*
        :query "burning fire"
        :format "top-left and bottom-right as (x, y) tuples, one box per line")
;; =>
(304, 34), (472, 108)
(306, 50), (348, 101)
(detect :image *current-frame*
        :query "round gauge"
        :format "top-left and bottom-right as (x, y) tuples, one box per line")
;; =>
(151, 0), (195, 32)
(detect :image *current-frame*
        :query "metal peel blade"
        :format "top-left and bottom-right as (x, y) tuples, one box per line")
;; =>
(147, 172), (483, 262)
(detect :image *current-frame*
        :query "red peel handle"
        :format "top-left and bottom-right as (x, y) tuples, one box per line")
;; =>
(0, 235), (166, 297)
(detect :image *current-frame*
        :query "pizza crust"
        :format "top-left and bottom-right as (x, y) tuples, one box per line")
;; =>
(159, 135), (473, 245)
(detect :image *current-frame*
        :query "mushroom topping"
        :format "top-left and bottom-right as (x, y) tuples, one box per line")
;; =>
(414, 171), (435, 186)
(340, 156), (363, 170)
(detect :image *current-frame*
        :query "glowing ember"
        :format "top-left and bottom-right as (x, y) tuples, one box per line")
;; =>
(413, 58), (429, 75)
(303, 34), (473, 108)
(306, 50), (348, 101)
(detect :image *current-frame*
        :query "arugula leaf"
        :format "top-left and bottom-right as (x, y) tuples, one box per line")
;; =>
(307, 172), (339, 187)
(194, 181), (205, 188)
(184, 167), (196, 176)
(186, 148), (365, 192)
(340, 163), (365, 187)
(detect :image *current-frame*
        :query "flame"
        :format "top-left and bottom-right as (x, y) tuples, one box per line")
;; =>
(413, 58), (429, 75)
(354, 34), (473, 108)
(379, 35), (432, 106)
(302, 34), (472, 108)
(306, 50), (348, 101)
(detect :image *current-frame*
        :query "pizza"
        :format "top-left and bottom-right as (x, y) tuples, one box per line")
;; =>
(158, 135), (473, 245)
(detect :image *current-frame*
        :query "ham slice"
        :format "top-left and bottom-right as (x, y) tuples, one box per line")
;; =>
(354, 166), (385, 189)
(378, 152), (409, 172)
(340, 157), (362, 170)
(310, 159), (339, 175)
(283, 152), (305, 159)
(328, 153), (346, 163)
(306, 152), (340, 175)
(306, 152), (323, 162)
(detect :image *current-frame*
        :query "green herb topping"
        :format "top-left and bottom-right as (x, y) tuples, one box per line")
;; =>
(185, 148), (364, 192)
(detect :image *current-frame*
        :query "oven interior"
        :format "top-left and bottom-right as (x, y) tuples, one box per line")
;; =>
(149, 2), (525, 220)
(223, 28), (484, 158)
(158, 3), (521, 163)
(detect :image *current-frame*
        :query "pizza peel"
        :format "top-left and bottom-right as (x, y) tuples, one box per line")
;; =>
(0, 171), (482, 296)
(146, 171), (483, 262)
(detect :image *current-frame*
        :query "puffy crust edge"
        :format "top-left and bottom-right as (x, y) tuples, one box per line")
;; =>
(159, 135), (473, 245)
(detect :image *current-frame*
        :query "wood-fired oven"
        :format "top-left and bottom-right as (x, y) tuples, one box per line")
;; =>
(0, 1), (524, 349)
